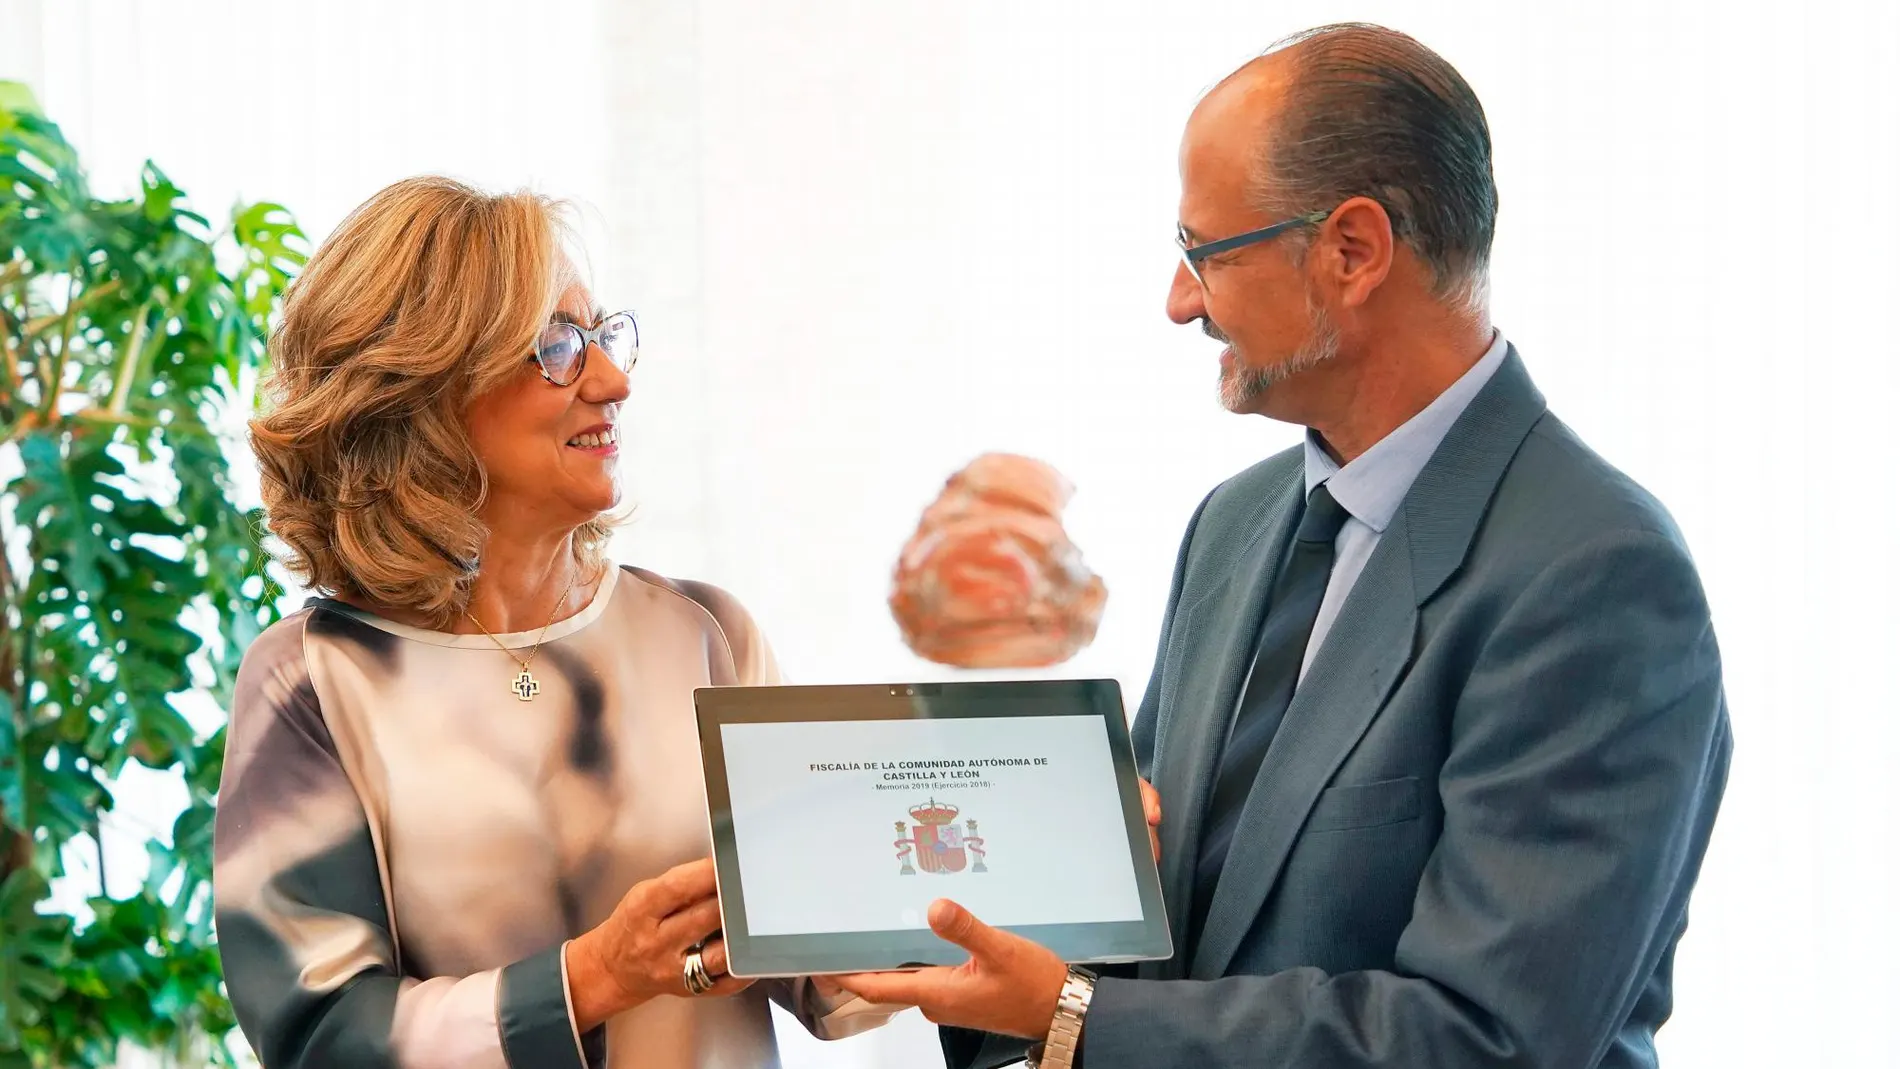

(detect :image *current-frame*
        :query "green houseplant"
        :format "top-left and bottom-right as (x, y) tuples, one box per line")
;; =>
(0, 82), (306, 1066)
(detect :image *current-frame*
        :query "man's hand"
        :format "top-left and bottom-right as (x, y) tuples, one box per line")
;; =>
(831, 899), (1068, 1038)
(1140, 776), (1161, 863)
(828, 785), (1156, 1034)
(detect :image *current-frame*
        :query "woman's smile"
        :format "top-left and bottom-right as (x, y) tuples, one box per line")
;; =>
(567, 421), (619, 457)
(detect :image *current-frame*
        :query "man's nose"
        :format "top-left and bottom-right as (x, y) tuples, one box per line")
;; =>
(1167, 261), (1206, 325)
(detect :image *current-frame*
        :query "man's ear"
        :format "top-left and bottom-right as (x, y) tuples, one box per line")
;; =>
(1317, 195), (1395, 309)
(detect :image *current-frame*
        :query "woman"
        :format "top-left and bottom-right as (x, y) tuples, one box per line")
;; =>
(215, 176), (893, 1068)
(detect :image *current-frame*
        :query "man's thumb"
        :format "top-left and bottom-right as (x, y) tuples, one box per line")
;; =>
(928, 899), (999, 957)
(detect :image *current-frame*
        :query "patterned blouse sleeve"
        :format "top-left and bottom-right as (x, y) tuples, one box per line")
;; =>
(213, 614), (590, 1069)
(671, 579), (910, 1041)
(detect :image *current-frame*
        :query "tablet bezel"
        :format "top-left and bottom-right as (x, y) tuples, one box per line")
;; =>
(694, 679), (1174, 977)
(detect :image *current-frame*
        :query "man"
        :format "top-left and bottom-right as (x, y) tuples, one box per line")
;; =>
(836, 22), (1732, 1069)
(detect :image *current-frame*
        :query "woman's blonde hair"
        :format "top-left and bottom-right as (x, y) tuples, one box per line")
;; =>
(252, 175), (611, 626)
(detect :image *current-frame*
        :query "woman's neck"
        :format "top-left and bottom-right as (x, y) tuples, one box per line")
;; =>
(459, 532), (592, 635)
(337, 530), (595, 635)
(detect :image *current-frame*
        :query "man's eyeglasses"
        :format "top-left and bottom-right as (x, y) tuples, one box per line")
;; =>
(529, 310), (639, 386)
(1176, 209), (1333, 287)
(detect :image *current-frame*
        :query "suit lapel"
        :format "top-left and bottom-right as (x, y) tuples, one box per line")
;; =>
(1150, 462), (1303, 978)
(1184, 347), (1551, 978)
(1189, 511), (1420, 977)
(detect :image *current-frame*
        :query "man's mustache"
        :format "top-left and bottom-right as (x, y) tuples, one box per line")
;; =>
(1201, 318), (1229, 344)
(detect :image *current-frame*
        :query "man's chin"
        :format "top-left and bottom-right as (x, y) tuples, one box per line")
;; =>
(1218, 387), (1258, 415)
(1218, 363), (1272, 415)
(1221, 340), (1341, 416)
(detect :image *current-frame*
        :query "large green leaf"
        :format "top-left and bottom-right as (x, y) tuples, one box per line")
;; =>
(15, 432), (122, 598)
(8, 734), (107, 879)
(2, 88), (295, 1067)
(0, 112), (91, 274)
(231, 201), (306, 327)
(0, 693), (22, 837)
(0, 82), (40, 123)
(0, 870), (73, 1050)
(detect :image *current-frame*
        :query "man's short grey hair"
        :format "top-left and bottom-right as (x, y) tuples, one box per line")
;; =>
(1250, 23), (1497, 312)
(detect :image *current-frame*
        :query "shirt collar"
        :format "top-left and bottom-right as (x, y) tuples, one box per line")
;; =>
(1303, 330), (1510, 533)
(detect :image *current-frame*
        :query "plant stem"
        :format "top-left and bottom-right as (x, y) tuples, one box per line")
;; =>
(1, 330), (20, 401)
(11, 622), (29, 841)
(0, 539), (14, 739)
(94, 815), (107, 897)
(0, 500), (19, 840)
(5, 481), (31, 866)
(0, 409), (42, 449)
(0, 457), (14, 614)
(21, 279), (120, 337)
(74, 407), (157, 428)
(108, 296), (155, 415)
(38, 274), (80, 422)
(0, 275), (24, 399)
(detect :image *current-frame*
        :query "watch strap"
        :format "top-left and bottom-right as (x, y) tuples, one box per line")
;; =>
(1034, 967), (1096, 1069)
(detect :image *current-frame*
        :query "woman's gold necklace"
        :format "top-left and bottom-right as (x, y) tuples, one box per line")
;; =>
(466, 565), (581, 702)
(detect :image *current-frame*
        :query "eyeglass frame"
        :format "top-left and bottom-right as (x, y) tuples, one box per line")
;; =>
(527, 309), (641, 387)
(1175, 208), (1334, 286)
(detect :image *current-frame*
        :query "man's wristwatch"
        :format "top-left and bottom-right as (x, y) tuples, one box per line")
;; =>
(1024, 966), (1097, 1069)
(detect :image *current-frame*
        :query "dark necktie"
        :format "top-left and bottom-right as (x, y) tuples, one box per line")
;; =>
(1186, 482), (1352, 947)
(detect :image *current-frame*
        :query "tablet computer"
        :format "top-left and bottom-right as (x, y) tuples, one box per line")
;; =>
(694, 679), (1173, 977)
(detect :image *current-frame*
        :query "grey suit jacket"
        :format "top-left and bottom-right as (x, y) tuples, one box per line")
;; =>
(945, 350), (1731, 1069)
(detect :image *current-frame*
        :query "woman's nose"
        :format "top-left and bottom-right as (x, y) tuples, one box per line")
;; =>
(579, 343), (632, 404)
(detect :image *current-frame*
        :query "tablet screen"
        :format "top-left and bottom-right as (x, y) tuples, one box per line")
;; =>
(696, 679), (1174, 977)
(719, 713), (1145, 935)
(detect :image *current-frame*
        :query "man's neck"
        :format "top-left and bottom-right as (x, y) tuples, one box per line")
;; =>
(1294, 321), (1494, 466)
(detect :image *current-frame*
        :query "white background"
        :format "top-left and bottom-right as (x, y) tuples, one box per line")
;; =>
(1, 1), (1895, 1066)
(720, 716), (1141, 936)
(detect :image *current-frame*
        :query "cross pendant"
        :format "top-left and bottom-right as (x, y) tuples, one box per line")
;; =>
(511, 669), (541, 701)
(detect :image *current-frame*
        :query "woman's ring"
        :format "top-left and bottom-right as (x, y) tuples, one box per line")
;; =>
(682, 947), (716, 996)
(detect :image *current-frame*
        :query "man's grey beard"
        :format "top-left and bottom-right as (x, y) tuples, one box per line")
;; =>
(1217, 292), (1342, 413)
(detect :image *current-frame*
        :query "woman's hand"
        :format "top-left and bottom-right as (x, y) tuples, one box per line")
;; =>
(566, 858), (752, 1030)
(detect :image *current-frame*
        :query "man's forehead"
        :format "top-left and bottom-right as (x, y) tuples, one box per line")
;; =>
(1199, 52), (1293, 120)
(1178, 116), (1260, 220)
(1179, 58), (1292, 221)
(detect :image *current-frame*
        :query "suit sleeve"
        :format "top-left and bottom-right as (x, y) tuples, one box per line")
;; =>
(1080, 528), (1733, 1069)
(213, 617), (590, 1069)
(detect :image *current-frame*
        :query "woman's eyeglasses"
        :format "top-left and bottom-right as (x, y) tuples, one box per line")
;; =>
(529, 310), (639, 386)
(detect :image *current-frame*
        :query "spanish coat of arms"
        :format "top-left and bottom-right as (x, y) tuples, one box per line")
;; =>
(893, 799), (988, 875)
